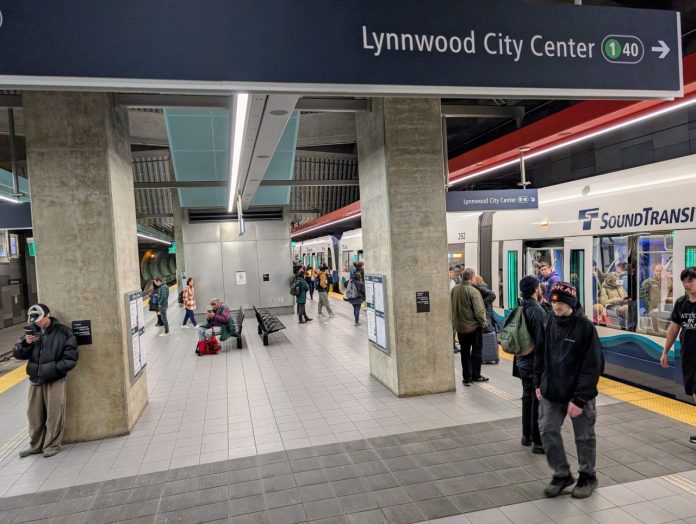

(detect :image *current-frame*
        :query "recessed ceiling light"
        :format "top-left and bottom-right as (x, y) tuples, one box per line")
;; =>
(270, 109), (288, 116)
(557, 131), (572, 136)
(518, 146), (531, 152)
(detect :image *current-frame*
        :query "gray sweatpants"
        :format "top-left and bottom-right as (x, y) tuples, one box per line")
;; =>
(317, 291), (334, 315)
(27, 379), (66, 454)
(539, 397), (597, 478)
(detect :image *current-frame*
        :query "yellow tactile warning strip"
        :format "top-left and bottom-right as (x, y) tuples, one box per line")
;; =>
(329, 291), (344, 300)
(0, 365), (26, 396)
(498, 348), (696, 425)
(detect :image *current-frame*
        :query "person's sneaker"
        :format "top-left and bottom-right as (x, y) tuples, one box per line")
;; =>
(531, 444), (546, 455)
(299, 320), (305, 324)
(689, 435), (696, 444)
(473, 376), (489, 383)
(521, 436), (531, 447)
(571, 474), (598, 499)
(305, 318), (313, 322)
(462, 379), (472, 387)
(42, 449), (60, 458)
(544, 475), (575, 498)
(329, 313), (336, 318)
(18, 449), (41, 458)
(181, 325), (190, 329)
(158, 332), (169, 337)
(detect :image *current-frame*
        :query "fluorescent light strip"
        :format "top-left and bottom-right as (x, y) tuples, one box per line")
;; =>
(0, 194), (19, 204)
(228, 93), (250, 213)
(137, 233), (171, 245)
(448, 95), (696, 187)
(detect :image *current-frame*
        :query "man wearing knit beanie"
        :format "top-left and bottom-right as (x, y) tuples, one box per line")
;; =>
(534, 282), (603, 499)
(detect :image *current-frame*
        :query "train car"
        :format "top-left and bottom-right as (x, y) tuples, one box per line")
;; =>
(492, 154), (696, 401)
(298, 235), (338, 271)
(447, 212), (481, 274)
(338, 228), (363, 289)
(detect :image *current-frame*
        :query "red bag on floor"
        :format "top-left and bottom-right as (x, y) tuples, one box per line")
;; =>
(196, 336), (221, 355)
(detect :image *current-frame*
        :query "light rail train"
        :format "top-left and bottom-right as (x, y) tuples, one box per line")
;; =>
(293, 154), (696, 401)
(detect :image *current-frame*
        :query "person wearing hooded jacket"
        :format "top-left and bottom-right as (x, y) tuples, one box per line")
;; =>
(534, 282), (603, 500)
(13, 304), (78, 458)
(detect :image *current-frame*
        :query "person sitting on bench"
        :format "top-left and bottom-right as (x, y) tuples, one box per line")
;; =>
(198, 298), (231, 340)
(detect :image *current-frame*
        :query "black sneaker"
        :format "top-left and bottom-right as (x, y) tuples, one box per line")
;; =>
(305, 318), (313, 322)
(571, 473), (598, 499)
(531, 444), (545, 455)
(544, 474), (575, 498)
(473, 376), (489, 383)
(521, 436), (531, 447)
(462, 379), (472, 387)
(689, 435), (696, 443)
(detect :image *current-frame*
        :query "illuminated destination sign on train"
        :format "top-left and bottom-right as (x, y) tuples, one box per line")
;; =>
(0, 0), (682, 98)
(447, 189), (539, 212)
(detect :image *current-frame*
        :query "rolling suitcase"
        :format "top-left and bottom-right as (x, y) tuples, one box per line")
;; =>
(481, 331), (499, 364)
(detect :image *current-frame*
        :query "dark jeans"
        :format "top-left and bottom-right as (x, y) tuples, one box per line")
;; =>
(182, 309), (197, 326)
(353, 304), (361, 324)
(307, 280), (315, 299)
(159, 305), (169, 333)
(457, 328), (482, 382)
(539, 397), (597, 478)
(297, 303), (310, 321)
(519, 369), (541, 445)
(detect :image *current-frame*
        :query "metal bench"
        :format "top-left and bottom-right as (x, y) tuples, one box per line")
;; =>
(253, 306), (286, 346)
(223, 306), (245, 350)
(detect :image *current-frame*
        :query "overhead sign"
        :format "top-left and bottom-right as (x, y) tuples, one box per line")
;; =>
(0, 1), (681, 98)
(447, 189), (539, 212)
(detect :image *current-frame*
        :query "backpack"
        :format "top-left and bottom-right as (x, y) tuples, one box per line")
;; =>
(178, 291), (184, 305)
(344, 280), (358, 300)
(290, 279), (300, 296)
(498, 305), (534, 356)
(196, 336), (221, 356)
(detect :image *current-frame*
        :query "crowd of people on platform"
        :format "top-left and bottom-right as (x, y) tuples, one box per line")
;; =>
(449, 261), (696, 499)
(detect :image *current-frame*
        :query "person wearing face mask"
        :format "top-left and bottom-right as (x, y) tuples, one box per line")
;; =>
(13, 304), (79, 458)
(535, 283), (603, 500)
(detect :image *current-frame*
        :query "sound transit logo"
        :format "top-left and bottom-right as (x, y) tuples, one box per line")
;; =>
(578, 208), (600, 231)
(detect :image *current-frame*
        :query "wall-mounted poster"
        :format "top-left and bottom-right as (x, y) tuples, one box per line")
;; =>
(0, 230), (9, 263)
(9, 234), (19, 259)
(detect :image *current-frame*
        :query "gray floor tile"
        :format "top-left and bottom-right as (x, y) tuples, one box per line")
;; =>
(264, 487), (302, 509)
(338, 493), (379, 514)
(229, 493), (267, 517)
(344, 509), (389, 524)
(381, 502), (427, 524)
(304, 498), (344, 520)
(371, 487), (412, 507)
(299, 483), (336, 503)
(267, 503), (306, 524)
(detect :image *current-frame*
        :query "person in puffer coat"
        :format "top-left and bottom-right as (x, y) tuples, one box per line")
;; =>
(599, 272), (628, 320)
(13, 304), (78, 459)
(534, 282), (603, 500)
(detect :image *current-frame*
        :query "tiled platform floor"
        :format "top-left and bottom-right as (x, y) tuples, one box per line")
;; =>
(0, 296), (696, 523)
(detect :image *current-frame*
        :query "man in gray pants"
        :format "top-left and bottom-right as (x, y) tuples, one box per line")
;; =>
(317, 265), (335, 318)
(534, 282), (603, 499)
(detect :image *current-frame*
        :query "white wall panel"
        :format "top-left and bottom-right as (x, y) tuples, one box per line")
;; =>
(221, 242), (261, 309)
(184, 242), (223, 313)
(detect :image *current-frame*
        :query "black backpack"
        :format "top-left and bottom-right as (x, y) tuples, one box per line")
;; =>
(178, 291), (184, 305)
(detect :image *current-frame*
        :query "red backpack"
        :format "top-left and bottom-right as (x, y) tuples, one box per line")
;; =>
(196, 336), (221, 356)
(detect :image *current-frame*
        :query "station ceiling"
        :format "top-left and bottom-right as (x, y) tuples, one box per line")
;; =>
(0, 1), (695, 242)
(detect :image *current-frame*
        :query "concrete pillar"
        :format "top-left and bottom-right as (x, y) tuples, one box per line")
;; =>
(171, 187), (186, 288)
(24, 92), (148, 441)
(356, 98), (455, 397)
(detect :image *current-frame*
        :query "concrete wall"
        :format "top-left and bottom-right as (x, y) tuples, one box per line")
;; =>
(182, 218), (294, 314)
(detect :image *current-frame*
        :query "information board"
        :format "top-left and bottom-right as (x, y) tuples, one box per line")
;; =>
(125, 290), (146, 379)
(71, 320), (93, 346)
(446, 189), (539, 212)
(0, 1), (681, 98)
(365, 274), (388, 354)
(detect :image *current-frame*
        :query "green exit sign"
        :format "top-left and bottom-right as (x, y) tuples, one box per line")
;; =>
(27, 238), (36, 257)
(168, 241), (176, 254)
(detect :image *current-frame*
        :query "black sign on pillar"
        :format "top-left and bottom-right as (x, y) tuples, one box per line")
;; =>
(0, 0), (681, 98)
(72, 320), (93, 346)
(416, 292), (431, 313)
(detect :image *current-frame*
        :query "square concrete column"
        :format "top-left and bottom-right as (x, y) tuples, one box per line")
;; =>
(24, 92), (148, 441)
(356, 98), (455, 396)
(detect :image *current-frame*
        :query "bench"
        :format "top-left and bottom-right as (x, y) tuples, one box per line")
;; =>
(253, 306), (286, 346)
(223, 307), (245, 350)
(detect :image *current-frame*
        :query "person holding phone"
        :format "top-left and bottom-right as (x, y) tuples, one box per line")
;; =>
(13, 304), (79, 458)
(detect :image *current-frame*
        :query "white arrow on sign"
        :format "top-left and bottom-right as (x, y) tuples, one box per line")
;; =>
(651, 40), (670, 59)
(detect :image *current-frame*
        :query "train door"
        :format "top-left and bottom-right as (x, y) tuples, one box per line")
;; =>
(564, 237), (593, 312)
(524, 239), (564, 298)
(502, 240), (523, 310)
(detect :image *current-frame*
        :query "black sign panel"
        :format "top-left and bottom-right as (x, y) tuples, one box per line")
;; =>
(72, 320), (92, 346)
(416, 292), (430, 313)
(263, 274), (270, 282)
(447, 189), (539, 212)
(0, 0), (681, 98)
(8, 278), (21, 285)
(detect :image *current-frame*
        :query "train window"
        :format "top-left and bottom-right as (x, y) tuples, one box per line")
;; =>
(507, 251), (519, 308)
(637, 233), (673, 337)
(570, 250), (585, 306)
(687, 246), (696, 268)
(524, 240), (563, 299)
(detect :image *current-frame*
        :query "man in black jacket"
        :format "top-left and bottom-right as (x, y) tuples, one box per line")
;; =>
(535, 282), (603, 499)
(517, 276), (546, 455)
(13, 304), (78, 458)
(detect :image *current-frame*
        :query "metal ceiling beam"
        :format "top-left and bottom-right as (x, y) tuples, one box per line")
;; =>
(116, 94), (231, 109)
(0, 95), (22, 108)
(137, 213), (174, 219)
(134, 181), (226, 189)
(441, 104), (525, 119)
(259, 179), (359, 187)
(295, 97), (369, 113)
